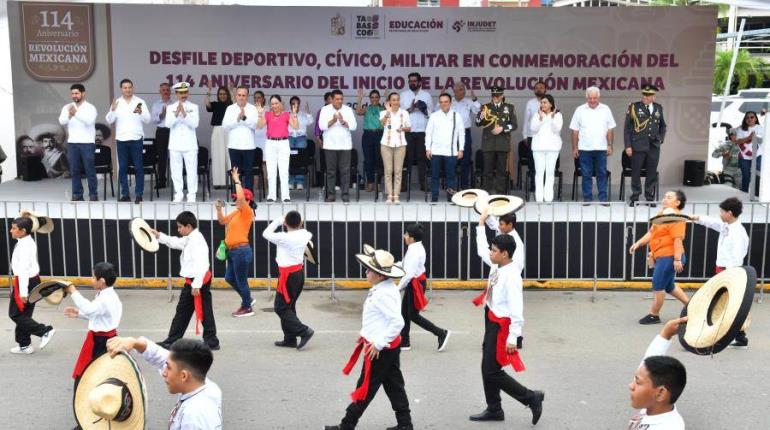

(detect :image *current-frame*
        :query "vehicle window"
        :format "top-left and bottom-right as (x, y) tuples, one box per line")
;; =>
(711, 101), (732, 111)
(738, 101), (769, 113)
(738, 91), (769, 98)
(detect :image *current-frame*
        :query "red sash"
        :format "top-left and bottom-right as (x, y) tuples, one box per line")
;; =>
(185, 271), (212, 335)
(11, 276), (25, 312)
(486, 310), (526, 372)
(72, 329), (117, 379)
(342, 335), (402, 402)
(410, 273), (429, 311)
(277, 264), (303, 304)
(715, 266), (725, 274)
(472, 285), (489, 307)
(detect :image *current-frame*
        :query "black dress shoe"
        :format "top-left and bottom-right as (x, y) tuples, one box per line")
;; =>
(638, 314), (661, 325)
(207, 343), (221, 351)
(342, 196), (350, 203)
(297, 328), (314, 350)
(529, 390), (545, 425)
(274, 340), (297, 348)
(89, 195), (99, 202)
(469, 409), (504, 421)
(119, 196), (131, 202)
(156, 340), (171, 349)
(325, 197), (336, 203)
(385, 425), (413, 430)
(71, 196), (84, 202)
(134, 196), (143, 204)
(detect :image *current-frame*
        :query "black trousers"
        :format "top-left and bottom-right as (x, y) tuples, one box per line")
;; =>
(72, 335), (110, 429)
(9, 276), (48, 347)
(524, 138), (536, 189)
(630, 146), (659, 201)
(164, 281), (219, 348)
(154, 127), (170, 186)
(340, 348), (412, 429)
(483, 150), (508, 194)
(404, 132), (427, 188)
(274, 270), (310, 342)
(325, 149), (351, 199)
(401, 280), (443, 344)
(482, 311), (533, 412)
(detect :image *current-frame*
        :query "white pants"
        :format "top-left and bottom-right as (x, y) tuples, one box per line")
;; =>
(210, 126), (229, 187)
(264, 139), (290, 201)
(170, 149), (198, 199)
(533, 150), (559, 202)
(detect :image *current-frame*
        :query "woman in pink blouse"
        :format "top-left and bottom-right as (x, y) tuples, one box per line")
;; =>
(258, 95), (299, 202)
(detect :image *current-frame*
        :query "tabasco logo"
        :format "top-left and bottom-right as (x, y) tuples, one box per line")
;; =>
(21, 2), (95, 81)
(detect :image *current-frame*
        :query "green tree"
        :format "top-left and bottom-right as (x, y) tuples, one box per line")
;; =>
(713, 49), (767, 94)
(651, 0), (728, 15)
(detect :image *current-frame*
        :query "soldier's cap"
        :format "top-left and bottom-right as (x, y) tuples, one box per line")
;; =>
(641, 85), (659, 96)
(172, 82), (190, 93)
(490, 86), (504, 95)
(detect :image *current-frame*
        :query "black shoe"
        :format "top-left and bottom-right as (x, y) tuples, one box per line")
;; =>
(469, 409), (504, 421)
(156, 340), (171, 349)
(297, 328), (314, 350)
(638, 314), (661, 325)
(517, 336), (524, 350)
(646, 201), (658, 208)
(207, 344), (221, 351)
(266, 198), (275, 203)
(324, 426), (346, 430)
(529, 390), (545, 425)
(274, 340), (297, 348)
(729, 337), (749, 348)
(600, 202), (610, 207)
(437, 329), (451, 352)
(325, 197), (336, 203)
(119, 196), (131, 202)
(431, 197), (438, 203)
(385, 425), (413, 430)
(89, 195), (99, 202)
(342, 196), (350, 203)
(628, 200), (637, 208)
(71, 196), (84, 202)
(134, 196), (143, 204)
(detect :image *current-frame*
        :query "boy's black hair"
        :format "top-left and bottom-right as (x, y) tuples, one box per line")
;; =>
(499, 212), (517, 228)
(405, 223), (424, 242)
(176, 211), (197, 229)
(643, 355), (687, 404)
(285, 211), (302, 229)
(169, 339), (214, 381)
(672, 189), (687, 210)
(719, 197), (743, 218)
(93, 261), (117, 286)
(12, 217), (33, 235)
(490, 234), (516, 260)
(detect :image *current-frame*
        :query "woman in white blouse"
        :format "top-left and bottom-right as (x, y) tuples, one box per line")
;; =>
(530, 94), (563, 203)
(288, 96), (314, 190)
(379, 93), (411, 203)
(731, 111), (763, 192)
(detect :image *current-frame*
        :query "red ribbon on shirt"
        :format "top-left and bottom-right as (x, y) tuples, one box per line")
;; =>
(715, 266), (725, 274)
(410, 273), (429, 311)
(72, 329), (117, 379)
(185, 271), (212, 335)
(11, 276), (25, 313)
(486, 309), (525, 372)
(277, 264), (303, 304)
(342, 335), (402, 402)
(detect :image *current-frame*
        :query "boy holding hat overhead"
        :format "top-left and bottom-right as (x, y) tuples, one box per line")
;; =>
(470, 219), (544, 425)
(165, 82), (200, 203)
(8, 216), (55, 354)
(262, 210), (315, 349)
(151, 211), (220, 351)
(397, 223), (450, 352)
(690, 197), (750, 347)
(325, 246), (412, 430)
(107, 336), (222, 428)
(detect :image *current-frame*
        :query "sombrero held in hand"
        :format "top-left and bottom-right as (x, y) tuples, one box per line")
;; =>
(649, 208), (691, 225)
(451, 189), (489, 208)
(130, 218), (159, 253)
(19, 209), (54, 234)
(28, 280), (70, 305)
(474, 195), (525, 216)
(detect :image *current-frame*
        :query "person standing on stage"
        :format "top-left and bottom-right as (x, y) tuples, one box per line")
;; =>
(288, 96), (314, 190)
(471, 221), (544, 425)
(222, 85), (258, 192)
(319, 89), (358, 202)
(8, 216), (55, 355)
(151, 211), (220, 351)
(400, 72), (433, 192)
(521, 81), (547, 192)
(325, 247), (412, 430)
(106, 78), (150, 203)
(253, 91), (268, 191)
(258, 95), (298, 202)
(150, 82), (173, 190)
(477, 86), (516, 194)
(629, 190), (690, 325)
(451, 82), (481, 189)
(732, 111), (763, 193)
(216, 167), (256, 318)
(357, 89), (385, 192)
(205, 82), (233, 189)
(165, 82), (200, 203)
(530, 94), (563, 203)
(262, 210), (315, 350)
(690, 197), (750, 347)
(59, 83), (98, 202)
(380, 92), (410, 204)
(425, 93), (464, 202)
(397, 223), (450, 352)
(570, 86), (616, 204)
(624, 85), (666, 206)
(315, 92), (333, 147)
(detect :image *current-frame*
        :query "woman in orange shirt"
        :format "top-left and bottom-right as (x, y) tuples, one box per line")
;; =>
(216, 167), (256, 317)
(629, 190), (690, 325)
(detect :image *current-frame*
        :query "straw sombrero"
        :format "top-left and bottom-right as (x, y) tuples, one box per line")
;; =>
(130, 218), (159, 253)
(650, 209), (691, 226)
(678, 266), (756, 355)
(451, 189), (489, 208)
(74, 352), (146, 430)
(474, 195), (525, 216)
(20, 209), (54, 234)
(28, 280), (70, 305)
(355, 246), (405, 278)
(305, 241), (317, 265)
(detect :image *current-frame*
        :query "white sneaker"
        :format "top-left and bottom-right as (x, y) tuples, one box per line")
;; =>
(173, 194), (184, 203)
(187, 195), (196, 203)
(10, 345), (33, 355)
(297, 184), (304, 190)
(39, 328), (56, 350)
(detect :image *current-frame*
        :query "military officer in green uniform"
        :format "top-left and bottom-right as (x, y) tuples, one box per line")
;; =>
(714, 130), (741, 188)
(476, 86), (517, 194)
(623, 85), (666, 206)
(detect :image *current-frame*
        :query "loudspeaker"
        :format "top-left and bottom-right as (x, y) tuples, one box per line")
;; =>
(683, 160), (705, 187)
(20, 156), (44, 181)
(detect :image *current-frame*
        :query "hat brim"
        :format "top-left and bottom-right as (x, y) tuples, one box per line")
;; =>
(28, 280), (70, 304)
(678, 266), (755, 355)
(355, 254), (406, 278)
(305, 241), (317, 265)
(474, 195), (525, 216)
(362, 244), (376, 256)
(22, 210), (55, 234)
(130, 218), (159, 253)
(75, 352), (146, 430)
(451, 189), (489, 208)
(649, 214), (691, 225)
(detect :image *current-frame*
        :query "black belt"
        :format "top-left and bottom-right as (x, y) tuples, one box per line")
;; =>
(268, 137), (289, 141)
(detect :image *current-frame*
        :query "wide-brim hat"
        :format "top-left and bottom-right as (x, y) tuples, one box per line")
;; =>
(28, 280), (70, 305)
(28, 123), (65, 144)
(451, 189), (489, 208)
(172, 82), (190, 93)
(130, 218), (159, 253)
(20, 209), (54, 234)
(678, 266), (756, 355)
(474, 195), (525, 216)
(74, 352), (146, 430)
(649, 213), (691, 225)
(305, 241), (317, 265)
(355, 247), (405, 279)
